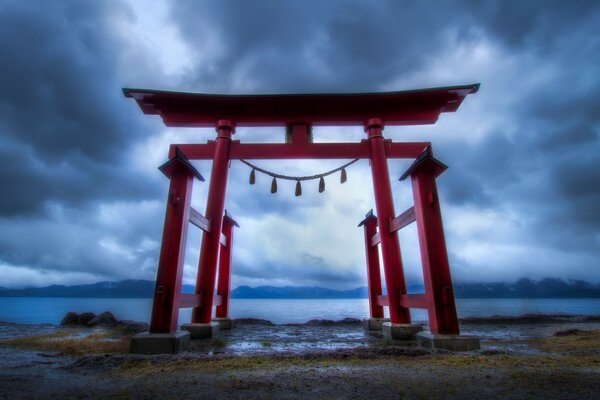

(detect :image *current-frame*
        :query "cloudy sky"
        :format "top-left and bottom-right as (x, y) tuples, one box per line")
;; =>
(0, 0), (599, 290)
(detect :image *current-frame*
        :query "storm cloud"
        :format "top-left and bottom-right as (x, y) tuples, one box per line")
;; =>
(0, 0), (599, 289)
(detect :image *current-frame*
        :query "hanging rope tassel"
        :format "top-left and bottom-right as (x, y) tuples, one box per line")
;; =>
(318, 176), (325, 193)
(240, 158), (358, 196)
(271, 177), (277, 193)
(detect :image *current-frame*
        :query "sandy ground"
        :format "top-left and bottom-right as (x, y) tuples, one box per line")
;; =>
(1, 316), (599, 399)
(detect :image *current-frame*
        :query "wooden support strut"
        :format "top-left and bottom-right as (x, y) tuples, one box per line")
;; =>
(216, 211), (239, 319)
(192, 120), (235, 324)
(390, 206), (416, 233)
(370, 232), (381, 247)
(376, 294), (429, 309)
(366, 118), (411, 324)
(400, 148), (460, 334)
(189, 207), (210, 232)
(178, 294), (224, 309)
(178, 293), (202, 309)
(187, 208), (226, 245)
(149, 152), (204, 334)
(358, 210), (384, 319)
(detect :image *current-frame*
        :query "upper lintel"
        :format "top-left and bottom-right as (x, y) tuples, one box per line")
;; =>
(123, 84), (479, 128)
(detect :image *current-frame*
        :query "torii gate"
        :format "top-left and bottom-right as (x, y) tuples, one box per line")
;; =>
(126, 84), (481, 353)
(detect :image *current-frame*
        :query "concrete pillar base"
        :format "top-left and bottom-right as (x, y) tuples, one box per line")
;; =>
(181, 322), (219, 339)
(416, 332), (480, 351)
(362, 317), (390, 331)
(213, 317), (234, 330)
(129, 331), (190, 354)
(382, 322), (423, 340)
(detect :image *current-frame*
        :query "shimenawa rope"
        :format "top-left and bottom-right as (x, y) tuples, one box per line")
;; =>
(240, 159), (359, 196)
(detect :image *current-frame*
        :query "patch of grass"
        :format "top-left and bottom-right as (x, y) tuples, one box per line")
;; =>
(532, 329), (600, 353)
(2, 330), (129, 355)
(113, 330), (600, 377)
(414, 351), (600, 370)
(116, 351), (600, 378)
(116, 353), (414, 377)
(211, 337), (227, 348)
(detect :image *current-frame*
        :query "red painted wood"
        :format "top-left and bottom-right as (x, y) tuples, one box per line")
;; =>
(232, 142), (370, 159)
(129, 85), (479, 334)
(359, 211), (384, 318)
(170, 141), (429, 160)
(366, 119), (411, 324)
(385, 141), (431, 159)
(150, 166), (194, 333)
(379, 294), (429, 309)
(216, 213), (237, 318)
(410, 158), (460, 334)
(189, 207), (210, 232)
(376, 295), (389, 307)
(169, 142), (215, 159)
(123, 84), (479, 127)
(389, 206), (416, 233)
(289, 124), (311, 144)
(178, 293), (202, 308)
(370, 232), (381, 247)
(192, 121), (234, 324)
(399, 294), (429, 309)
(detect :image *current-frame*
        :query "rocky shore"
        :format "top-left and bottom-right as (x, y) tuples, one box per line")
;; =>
(1, 315), (599, 399)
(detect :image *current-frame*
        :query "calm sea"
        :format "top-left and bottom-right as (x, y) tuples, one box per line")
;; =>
(0, 297), (599, 325)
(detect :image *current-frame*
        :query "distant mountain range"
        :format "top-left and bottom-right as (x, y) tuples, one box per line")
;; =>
(230, 285), (370, 299)
(0, 278), (599, 298)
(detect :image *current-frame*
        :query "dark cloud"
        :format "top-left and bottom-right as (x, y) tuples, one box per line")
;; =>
(0, 0), (160, 216)
(1, 0), (599, 287)
(232, 255), (365, 289)
(169, 0), (478, 92)
(467, 0), (600, 51)
(0, 138), (159, 216)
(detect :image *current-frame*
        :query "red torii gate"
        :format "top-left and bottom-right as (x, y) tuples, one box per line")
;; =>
(126, 84), (480, 353)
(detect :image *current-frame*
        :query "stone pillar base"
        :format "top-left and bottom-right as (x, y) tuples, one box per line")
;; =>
(181, 322), (219, 339)
(129, 331), (190, 354)
(382, 322), (423, 340)
(213, 317), (234, 330)
(362, 317), (390, 331)
(416, 332), (480, 351)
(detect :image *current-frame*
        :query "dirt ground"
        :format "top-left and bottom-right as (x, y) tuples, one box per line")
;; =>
(1, 317), (599, 399)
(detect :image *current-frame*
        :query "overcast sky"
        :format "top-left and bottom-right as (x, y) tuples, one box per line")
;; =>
(0, 0), (599, 289)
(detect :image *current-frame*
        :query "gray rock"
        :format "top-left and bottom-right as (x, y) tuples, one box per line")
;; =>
(87, 311), (117, 327)
(115, 320), (149, 334)
(60, 312), (80, 326)
(78, 312), (96, 325)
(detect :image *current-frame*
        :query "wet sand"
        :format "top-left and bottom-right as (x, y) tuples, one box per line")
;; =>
(1, 316), (599, 399)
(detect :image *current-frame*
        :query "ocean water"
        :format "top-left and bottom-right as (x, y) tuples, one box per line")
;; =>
(0, 297), (599, 325)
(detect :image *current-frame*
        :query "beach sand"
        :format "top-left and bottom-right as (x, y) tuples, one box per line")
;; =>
(1, 316), (599, 399)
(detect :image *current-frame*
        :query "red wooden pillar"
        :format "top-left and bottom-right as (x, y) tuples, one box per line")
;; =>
(192, 120), (234, 323)
(400, 147), (459, 334)
(150, 150), (204, 333)
(215, 211), (239, 318)
(365, 118), (411, 324)
(358, 210), (384, 318)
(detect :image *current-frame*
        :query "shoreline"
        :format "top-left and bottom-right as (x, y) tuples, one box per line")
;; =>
(1, 314), (599, 399)
(2, 297), (599, 326)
